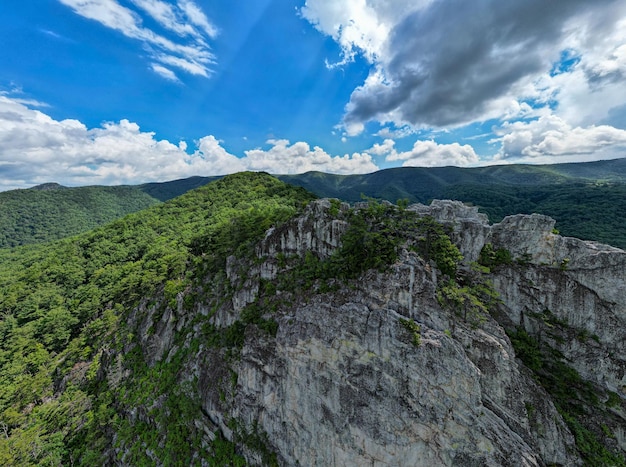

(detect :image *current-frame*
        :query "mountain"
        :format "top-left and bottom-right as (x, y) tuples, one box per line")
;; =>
(30, 182), (67, 191)
(539, 157), (626, 181)
(0, 184), (160, 248)
(278, 157), (626, 202)
(2, 157), (626, 250)
(278, 159), (626, 249)
(0, 177), (221, 249)
(0, 173), (623, 465)
(138, 175), (219, 201)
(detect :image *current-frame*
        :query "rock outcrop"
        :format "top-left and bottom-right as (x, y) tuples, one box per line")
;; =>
(110, 199), (626, 465)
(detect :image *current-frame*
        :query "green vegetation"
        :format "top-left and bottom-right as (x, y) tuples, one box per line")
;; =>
(0, 168), (623, 465)
(436, 270), (500, 327)
(333, 201), (404, 278)
(273, 201), (407, 292)
(0, 184), (160, 248)
(509, 329), (626, 466)
(278, 159), (626, 249)
(139, 175), (218, 201)
(274, 201), (463, 296)
(431, 245), (502, 328)
(399, 318), (421, 347)
(410, 216), (463, 277)
(3, 158), (626, 249)
(0, 172), (315, 465)
(229, 420), (279, 467)
(316, 201), (495, 329)
(272, 199), (496, 333)
(478, 243), (512, 269)
(443, 182), (626, 249)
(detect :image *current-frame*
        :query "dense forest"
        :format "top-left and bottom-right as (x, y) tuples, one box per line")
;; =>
(0, 173), (315, 464)
(441, 182), (626, 248)
(0, 184), (159, 248)
(279, 161), (626, 249)
(2, 158), (626, 250)
(0, 172), (624, 465)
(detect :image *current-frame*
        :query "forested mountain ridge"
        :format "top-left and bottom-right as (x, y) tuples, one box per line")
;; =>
(2, 157), (626, 249)
(0, 172), (315, 464)
(279, 156), (626, 201)
(278, 158), (626, 249)
(139, 175), (221, 201)
(0, 173), (624, 465)
(0, 184), (160, 248)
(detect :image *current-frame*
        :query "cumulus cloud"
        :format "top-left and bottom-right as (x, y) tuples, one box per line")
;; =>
(493, 115), (626, 164)
(537, 16), (626, 128)
(193, 136), (246, 174)
(368, 138), (479, 167)
(0, 95), (245, 190)
(302, 0), (391, 65)
(0, 97), (379, 191)
(302, 0), (626, 133)
(58, 0), (216, 80)
(244, 139), (378, 175)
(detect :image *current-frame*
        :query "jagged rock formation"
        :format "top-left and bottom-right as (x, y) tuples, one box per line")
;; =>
(30, 182), (66, 191)
(110, 199), (626, 466)
(418, 200), (626, 397)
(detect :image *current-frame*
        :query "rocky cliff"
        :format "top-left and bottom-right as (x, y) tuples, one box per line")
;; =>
(106, 199), (626, 466)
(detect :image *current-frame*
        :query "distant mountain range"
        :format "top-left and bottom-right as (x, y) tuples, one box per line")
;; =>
(0, 184), (159, 248)
(1, 172), (623, 465)
(1, 157), (625, 249)
(279, 157), (626, 201)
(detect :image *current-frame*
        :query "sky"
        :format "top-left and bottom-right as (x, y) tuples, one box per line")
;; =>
(1, 0), (626, 191)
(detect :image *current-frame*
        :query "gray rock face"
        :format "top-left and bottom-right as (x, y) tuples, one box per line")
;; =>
(196, 200), (591, 466)
(256, 198), (349, 260)
(420, 200), (626, 400)
(221, 258), (580, 466)
(408, 200), (491, 264)
(117, 199), (626, 466)
(489, 248), (626, 395)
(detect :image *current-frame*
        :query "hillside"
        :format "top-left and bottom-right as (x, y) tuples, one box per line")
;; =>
(0, 173), (623, 465)
(279, 157), (626, 198)
(0, 184), (160, 248)
(139, 175), (220, 202)
(279, 159), (626, 249)
(441, 182), (626, 248)
(2, 158), (626, 249)
(0, 172), (315, 464)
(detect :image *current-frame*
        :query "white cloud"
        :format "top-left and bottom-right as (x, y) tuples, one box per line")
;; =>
(40, 29), (67, 41)
(301, 0), (432, 65)
(493, 115), (626, 164)
(155, 53), (210, 77)
(366, 138), (396, 157)
(0, 97), (379, 191)
(177, 0), (218, 38)
(58, 0), (216, 79)
(374, 125), (418, 139)
(193, 136), (245, 174)
(0, 95), (239, 190)
(130, 0), (196, 38)
(151, 63), (180, 82)
(538, 16), (626, 127)
(370, 139), (479, 167)
(58, 0), (140, 35)
(244, 139), (378, 175)
(301, 0), (388, 66)
(302, 0), (626, 135)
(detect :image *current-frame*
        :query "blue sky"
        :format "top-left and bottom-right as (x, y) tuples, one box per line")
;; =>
(1, 0), (626, 190)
